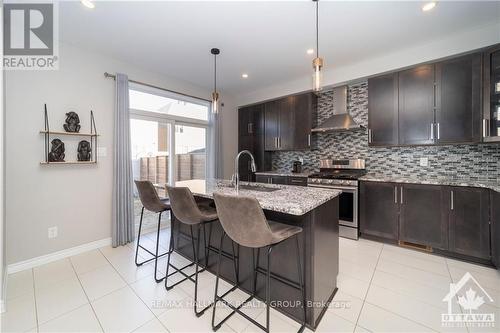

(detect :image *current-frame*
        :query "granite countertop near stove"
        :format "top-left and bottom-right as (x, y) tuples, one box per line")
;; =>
(254, 171), (312, 178)
(173, 179), (340, 216)
(360, 174), (500, 193)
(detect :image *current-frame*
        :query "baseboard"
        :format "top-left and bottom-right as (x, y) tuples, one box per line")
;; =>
(7, 237), (112, 274)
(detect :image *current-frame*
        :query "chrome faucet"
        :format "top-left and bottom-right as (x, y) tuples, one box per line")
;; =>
(233, 150), (257, 192)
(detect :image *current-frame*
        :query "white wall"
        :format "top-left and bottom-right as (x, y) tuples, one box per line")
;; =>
(5, 42), (236, 265)
(235, 21), (500, 106)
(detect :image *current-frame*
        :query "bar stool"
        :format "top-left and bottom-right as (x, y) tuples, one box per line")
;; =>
(134, 180), (171, 283)
(166, 186), (238, 317)
(212, 192), (306, 333)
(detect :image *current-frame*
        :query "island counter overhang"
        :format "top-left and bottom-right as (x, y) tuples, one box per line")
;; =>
(167, 179), (341, 330)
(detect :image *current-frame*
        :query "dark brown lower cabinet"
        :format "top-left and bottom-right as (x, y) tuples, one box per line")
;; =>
(359, 181), (399, 240)
(255, 175), (288, 185)
(448, 187), (490, 260)
(361, 181), (495, 263)
(399, 184), (448, 250)
(491, 191), (500, 268)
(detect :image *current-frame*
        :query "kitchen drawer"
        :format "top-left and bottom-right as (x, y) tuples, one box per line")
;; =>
(288, 177), (308, 186)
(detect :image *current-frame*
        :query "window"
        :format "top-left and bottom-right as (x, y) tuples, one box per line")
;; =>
(130, 83), (210, 199)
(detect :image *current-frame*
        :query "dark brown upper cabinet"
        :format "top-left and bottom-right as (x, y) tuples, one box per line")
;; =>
(359, 181), (400, 240)
(367, 73), (399, 146)
(238, 104), (270, 181)
(399, 183), (448, 250)
(398, 65), (436, 145)
(435, 54), (482, 144)
(483, 44), (500, 142)
(447, 187), (490, 260)
(264, 92), (317, 151)
(368, 48), (490, 147)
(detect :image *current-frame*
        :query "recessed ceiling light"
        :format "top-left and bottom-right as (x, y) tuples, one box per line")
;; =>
(422, 2), (436, 12)
(307, 49), (314, 55)
(81, 0), (95, 9)
(241, 73), (249, 79)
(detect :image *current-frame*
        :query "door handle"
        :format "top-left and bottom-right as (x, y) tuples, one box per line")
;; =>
(437, 123), (440, 140)
(400, 186), (404, 204)
(451, 190), (454, 210)
(394, 186), (398, 204)
(430, 123), (434, 140)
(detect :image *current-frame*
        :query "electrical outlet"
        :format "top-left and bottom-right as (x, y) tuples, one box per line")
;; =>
(97, 147), (107, 157)
(48, 226), (58, 239)
(420, 157), (429, 167)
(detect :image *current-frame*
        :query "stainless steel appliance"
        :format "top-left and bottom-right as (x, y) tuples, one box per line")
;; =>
(307, 159), (366, 240)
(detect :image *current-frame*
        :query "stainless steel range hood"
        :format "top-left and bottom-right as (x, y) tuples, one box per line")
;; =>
(311, 85), (363, 132)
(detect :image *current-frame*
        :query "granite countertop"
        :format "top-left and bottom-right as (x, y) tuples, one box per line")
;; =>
(254, 171), (312, 178)
(173, 179), (340, 216)
(360, 174), (500, 193)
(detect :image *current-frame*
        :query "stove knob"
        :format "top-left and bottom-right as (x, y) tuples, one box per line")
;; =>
(327, 179), (334, 184)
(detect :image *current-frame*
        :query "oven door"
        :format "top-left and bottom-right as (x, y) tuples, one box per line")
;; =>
(307, 184), (358, 229)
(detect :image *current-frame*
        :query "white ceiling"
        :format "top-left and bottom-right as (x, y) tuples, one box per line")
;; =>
(59, 1), (500, 96)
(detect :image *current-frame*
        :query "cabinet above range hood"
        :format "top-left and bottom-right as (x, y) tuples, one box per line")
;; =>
(311, 85), (363, 132)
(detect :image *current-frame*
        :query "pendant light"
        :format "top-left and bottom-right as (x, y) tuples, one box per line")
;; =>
(211, 48), (220, 114)
(312, 0), (323, 92)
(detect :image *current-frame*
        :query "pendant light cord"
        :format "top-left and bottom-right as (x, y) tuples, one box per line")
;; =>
(214, 54), (217, 92)
(316, 0), (319, 58)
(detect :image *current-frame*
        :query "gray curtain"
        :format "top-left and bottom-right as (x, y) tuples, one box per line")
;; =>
(207, 105), (222, 179)
(112, 73), (135, 247)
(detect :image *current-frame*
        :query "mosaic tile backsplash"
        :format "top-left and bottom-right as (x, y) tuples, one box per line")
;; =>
(271, 82), (500, 181)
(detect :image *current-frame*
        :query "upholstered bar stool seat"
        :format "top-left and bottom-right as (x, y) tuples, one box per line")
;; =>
(166, 186), (238, 317)
(134, 180), (171, 283)
(212, 193), (306, 333)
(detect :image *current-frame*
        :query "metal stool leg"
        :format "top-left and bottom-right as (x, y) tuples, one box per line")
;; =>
(192, 224), (213, 317)
(134, 207), (145, 266)
(135, 207), (170, 271)
(265, 246), (273, 333)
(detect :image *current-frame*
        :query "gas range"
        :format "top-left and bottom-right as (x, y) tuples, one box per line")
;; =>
(307, 159), (366, 240)
(307, 159), (366, 187)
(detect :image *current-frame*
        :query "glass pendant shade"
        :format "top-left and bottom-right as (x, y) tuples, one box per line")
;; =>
(212, 91), (219, 114)
(312, 57), (323, 92)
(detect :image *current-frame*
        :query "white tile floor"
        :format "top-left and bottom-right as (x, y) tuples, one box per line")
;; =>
(2, 231), (499, 333)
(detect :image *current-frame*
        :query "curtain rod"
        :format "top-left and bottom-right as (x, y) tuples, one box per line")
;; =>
(104, 72), (211, 103)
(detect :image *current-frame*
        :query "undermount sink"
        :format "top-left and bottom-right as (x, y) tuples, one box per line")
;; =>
(225, 184), (280, 192)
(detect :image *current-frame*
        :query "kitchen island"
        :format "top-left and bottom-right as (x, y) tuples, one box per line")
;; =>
(169, 179), (341, 330)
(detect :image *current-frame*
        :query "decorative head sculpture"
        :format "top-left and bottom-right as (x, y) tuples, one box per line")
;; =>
(77, 140), (92, 161)
(48, 138), (65, 162)
(63, 111), (81, 133)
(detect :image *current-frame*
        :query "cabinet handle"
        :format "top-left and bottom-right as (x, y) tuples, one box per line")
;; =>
(248, 123), (253, 134)
(278, 137), (281, 149)
(400, 186), (404, 204)
(270, 178), (273, 184)
(394, 186), (398, 204)
(368, 129), (372, 143)
(437, 123), (440, 140)
(451, 191), (454, 210)
(430, 123), (434, 140)
(308, 134), (311, 147)
(274, 137), (278, 148)
(483, 119), (489, 138)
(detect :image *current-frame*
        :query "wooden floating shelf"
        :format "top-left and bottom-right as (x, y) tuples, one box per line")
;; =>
(40, 130), (99, 137)
(40, 161), (97, 165)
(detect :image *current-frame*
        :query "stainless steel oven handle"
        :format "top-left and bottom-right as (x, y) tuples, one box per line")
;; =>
(307, 184), (358, 191)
